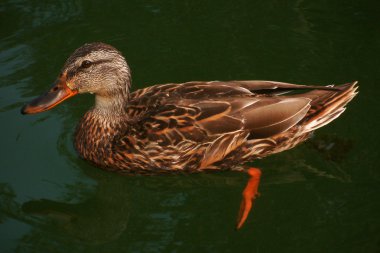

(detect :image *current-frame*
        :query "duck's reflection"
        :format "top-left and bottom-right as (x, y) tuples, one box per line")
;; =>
(21, 167), (132, 244)
(18, 160), (244, 246)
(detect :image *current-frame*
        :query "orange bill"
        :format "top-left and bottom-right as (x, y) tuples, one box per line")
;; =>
(21, 73), (78, 114)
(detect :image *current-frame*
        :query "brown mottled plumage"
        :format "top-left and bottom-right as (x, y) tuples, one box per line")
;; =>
(22, 42), (358, 174)
(21, 42), (358, 229)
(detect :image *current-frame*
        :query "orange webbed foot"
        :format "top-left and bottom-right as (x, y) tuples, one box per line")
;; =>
(236, 167), (262, 230)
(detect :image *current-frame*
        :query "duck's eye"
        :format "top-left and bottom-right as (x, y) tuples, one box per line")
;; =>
(81, 60), (92, 68)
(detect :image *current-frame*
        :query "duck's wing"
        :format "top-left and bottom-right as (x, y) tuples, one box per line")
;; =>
(126, 81), (336, 168)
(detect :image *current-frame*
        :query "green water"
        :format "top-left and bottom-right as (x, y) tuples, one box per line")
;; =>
(1, 1), (380, 252)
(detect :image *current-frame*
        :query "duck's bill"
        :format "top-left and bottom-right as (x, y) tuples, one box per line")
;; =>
(21, 76), (78, 115)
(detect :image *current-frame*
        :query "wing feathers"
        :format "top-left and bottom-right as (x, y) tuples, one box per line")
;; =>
(243, 98), (311, 138)
(200, 130), (249, 169)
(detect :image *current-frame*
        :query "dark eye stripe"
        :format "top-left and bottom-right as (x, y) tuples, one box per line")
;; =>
(93, 59), (112, 65)
(80, 59), (112, 69)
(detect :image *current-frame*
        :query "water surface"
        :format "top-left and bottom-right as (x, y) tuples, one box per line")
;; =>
(1, 1), (380, 252)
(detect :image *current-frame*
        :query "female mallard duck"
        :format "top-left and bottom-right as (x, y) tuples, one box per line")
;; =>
(21, 42), (358, 229)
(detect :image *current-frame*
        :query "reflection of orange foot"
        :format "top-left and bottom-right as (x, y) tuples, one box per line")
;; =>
(236, 167), (262, 230)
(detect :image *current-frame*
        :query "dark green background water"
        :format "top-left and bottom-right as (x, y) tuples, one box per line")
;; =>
(1, 1), (380, 252)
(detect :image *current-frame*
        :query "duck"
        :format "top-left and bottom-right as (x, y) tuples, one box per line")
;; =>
(21, 42), (358, 229)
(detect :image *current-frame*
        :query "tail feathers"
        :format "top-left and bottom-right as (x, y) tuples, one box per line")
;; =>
(302, 81), (358, 132)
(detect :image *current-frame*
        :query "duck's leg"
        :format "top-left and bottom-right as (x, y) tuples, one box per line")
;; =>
(236, 167), (262, 229)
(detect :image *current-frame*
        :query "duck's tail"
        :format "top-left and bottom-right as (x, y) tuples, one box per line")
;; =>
(300, 81), (358, 132)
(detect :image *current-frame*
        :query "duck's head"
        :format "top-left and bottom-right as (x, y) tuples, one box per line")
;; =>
(21, 42), (131, 115)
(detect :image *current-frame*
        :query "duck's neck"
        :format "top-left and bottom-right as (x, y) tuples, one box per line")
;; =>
(74, 94), (130, 168)
(94, 91), (130, 116)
